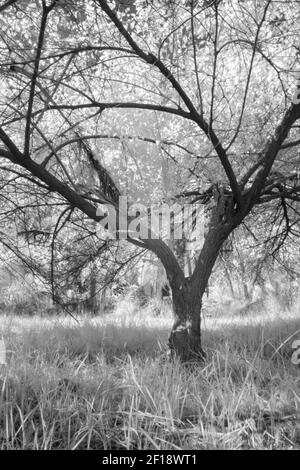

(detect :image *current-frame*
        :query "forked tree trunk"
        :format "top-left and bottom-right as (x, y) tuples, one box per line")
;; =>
(166, 221), (236, 362)
(145, 192), (243, 362)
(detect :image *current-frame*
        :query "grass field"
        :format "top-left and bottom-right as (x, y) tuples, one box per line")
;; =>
(0, 297), (299, 450)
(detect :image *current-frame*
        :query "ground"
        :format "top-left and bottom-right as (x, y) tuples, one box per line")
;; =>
(0, 297), (299, 450)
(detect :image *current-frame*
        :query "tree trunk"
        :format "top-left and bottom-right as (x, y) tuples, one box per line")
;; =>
(88, 263), (98, 315)
(144, 194), (242, 362)
(167, 220), (236, 362)
(168, 277), (205, 361)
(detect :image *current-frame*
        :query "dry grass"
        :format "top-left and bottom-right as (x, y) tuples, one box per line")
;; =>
(0, 297), (299, 450)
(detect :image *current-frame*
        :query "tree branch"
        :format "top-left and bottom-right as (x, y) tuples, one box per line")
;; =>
(1, 130), (184, 283)
(43, 102), (191, 119)
(0, 0), (18, 12)
(24, 2), (49, 156)
(97, 0), (242, 208)
(280, 138), (300, 149)
(248, 101), (300, 205)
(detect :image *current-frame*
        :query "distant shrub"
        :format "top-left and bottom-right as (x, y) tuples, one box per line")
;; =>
(0, 278), (52, 316)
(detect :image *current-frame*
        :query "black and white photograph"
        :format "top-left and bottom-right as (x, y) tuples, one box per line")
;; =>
(0, 0), (299, 453)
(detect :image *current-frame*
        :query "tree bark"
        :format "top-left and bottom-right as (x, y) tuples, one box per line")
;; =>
(88, 263), (98, 315)
(168, 276), (205, 361)
(167, 214), (237, 362)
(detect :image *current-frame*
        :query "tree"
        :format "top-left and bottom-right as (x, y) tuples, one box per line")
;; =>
(0, 0), (300, 360)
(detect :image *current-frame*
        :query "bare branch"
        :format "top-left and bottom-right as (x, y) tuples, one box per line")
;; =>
(281, 138), (300, 149)
(0, 0), (18, 13)
(24, 2), (49, 157)
(97, 0), (242, 207)
(42, 133), (198, 166)
(248, 101), (300, 205)
(225, 0), (272, 151)
(42, 102), (191, 119)
(190, 0), (203, 114)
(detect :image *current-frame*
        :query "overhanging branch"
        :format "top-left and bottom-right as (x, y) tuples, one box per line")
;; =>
(248, 101), (300, 206)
